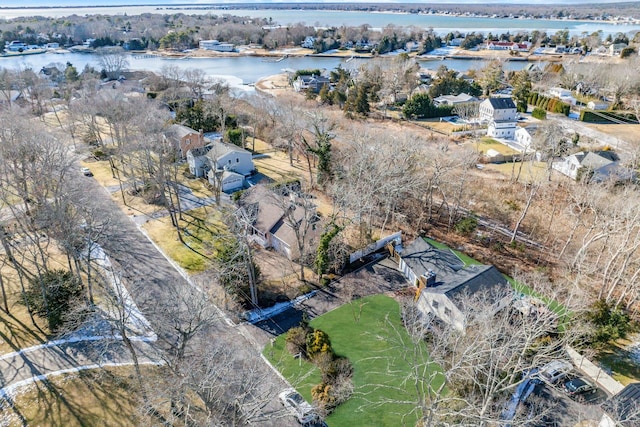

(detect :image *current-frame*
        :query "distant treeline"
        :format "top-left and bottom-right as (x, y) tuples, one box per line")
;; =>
(220, 2), (640, 20)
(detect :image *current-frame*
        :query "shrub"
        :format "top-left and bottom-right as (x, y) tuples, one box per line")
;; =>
(22, 269), (85, 333)
(532, 107), (547, 120)
(306, 329), (333, 359)
(454, 216), (478, 236)
(311, 383), (336, 408)
(587, 299), (635, 346)
(620, 47), (636, 58)
(285, 326), (309, 358)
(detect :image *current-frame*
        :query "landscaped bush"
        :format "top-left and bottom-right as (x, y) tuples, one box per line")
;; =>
(312, 383), (336, 408)
(527, 92), (570, 116)
(307, 329), (333, 359)
(532, 107), (547, 120)
(620, 47), (636, 58)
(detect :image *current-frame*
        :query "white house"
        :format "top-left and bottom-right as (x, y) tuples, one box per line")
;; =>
(397, 238), (512, 331)
(6, 41), (27, 52)
(301, 36), (315, 49)
(199, 40), (235, 52)
(186, 136), (254, 192)
(514, 125), (538, 152)
(609, 43), (627, 56)
(480, 97), (518, 139)
(587, 101), (609, 111)
(433, 93), (478, 107)
(548, 87), (577, 106)
(553, 151), (635, 182)
(186, 145), (212, 178)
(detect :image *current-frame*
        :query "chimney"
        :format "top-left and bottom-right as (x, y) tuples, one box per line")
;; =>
(426, 270), (436, 287)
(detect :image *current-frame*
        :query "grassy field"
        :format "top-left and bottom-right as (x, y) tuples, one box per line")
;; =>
(141, 206), (224, 273)
(583, 123), (640, 143)
(474, 137), (519, 155)
(264, 295), (440, 426)
(483, 161), (551, 182)
(4, 366), (157, 427)
(0, 245), (77, 354)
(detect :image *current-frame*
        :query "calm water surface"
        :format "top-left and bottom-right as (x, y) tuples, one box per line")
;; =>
(1, 6), (639, 37)
(0, 51), (535, 86)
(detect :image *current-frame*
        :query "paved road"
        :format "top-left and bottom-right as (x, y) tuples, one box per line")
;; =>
(68, 156), (295, 426)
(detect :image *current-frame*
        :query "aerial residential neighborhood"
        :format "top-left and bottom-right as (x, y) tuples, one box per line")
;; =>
(0, 1), (639, 427)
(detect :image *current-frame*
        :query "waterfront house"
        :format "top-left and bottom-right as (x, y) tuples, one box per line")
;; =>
(609, 43), (628, 56)
(293, 75), (330, 93)
(199, 40), (235, 52)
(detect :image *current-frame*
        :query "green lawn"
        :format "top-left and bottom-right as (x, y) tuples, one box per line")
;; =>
(424, 237), (481, 266)
(264, 295), (441, 426)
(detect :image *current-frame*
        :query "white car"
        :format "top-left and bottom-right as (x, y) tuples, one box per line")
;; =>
(278, 388), (318, 425)
(81, 167), (93, 176)
(537, 360), (573, 385)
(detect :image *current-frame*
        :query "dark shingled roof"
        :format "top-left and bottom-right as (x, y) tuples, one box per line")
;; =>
(602, 382), (640, 422)
(400, 239), (510, 306)
(487, 97), (516, 110)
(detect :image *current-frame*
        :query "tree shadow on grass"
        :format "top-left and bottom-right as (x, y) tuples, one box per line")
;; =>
(13, 367), (146, 427)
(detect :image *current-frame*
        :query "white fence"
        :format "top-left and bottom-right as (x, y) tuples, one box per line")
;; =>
(349, 231), (402, 264)
(565, 345), (624, 396)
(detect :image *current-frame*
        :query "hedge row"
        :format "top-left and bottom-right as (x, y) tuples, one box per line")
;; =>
(528, 92), (571, 116)
(579, 110), (639, 124)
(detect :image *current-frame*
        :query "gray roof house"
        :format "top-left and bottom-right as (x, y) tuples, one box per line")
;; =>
(236, 184), (320, 260)
(165, 124), (207, 159)
(433, 93), (478, 107)
(397, 238), (512, 330)
(293, 75), (330, 93)
(600, 382), (640, 426)
(553, 151), (635, 183)
(186, 137), (255, 193)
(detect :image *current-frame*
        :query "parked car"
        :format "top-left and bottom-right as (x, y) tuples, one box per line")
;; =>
(563, 377), (597, 397)
(537, 360), (573, 385)
(278, 388), (319, 425)
(81, 167), (93, 176)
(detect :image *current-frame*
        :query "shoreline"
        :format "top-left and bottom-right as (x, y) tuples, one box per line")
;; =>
(1, 5), (638, 26)
(153, 47), (582, 64)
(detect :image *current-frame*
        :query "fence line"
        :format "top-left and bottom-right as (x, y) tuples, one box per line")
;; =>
(349, 231), (402, 264)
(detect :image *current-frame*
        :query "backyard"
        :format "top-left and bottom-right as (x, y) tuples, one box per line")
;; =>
(264, 294), (441, 426)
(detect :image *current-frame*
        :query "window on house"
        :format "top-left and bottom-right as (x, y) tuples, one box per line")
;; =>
(236, 158), (239, 163)
(228, 160), (231, 164)
(432, 300), (439, 309)
(444, 308), (451, 317)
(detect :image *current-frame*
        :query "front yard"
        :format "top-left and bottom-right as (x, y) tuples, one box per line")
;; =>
(264, 294), (441, 426)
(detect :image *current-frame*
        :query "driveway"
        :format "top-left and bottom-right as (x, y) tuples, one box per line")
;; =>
(249, 255), (409, 347)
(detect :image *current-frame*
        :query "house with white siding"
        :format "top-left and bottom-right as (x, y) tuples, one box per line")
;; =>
(480, 97), (518, 139)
